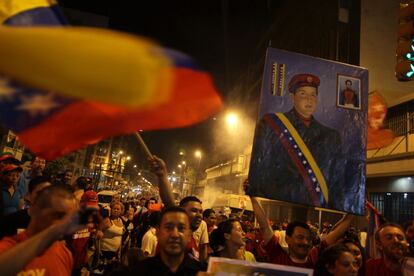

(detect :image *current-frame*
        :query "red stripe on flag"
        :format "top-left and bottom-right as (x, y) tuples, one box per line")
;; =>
(17, 68), (223, 159)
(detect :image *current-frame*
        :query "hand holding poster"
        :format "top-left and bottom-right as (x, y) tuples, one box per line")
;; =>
(248, 48), (368, 215)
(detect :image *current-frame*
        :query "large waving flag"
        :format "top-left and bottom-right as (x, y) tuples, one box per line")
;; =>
(0, 0), (223, 159)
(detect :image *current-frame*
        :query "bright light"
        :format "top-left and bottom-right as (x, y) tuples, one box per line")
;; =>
(172, 177), (177, 182)
(179, 151), (184, 156)
(404, 193), (408, 199)
(226, 112), (238, 128)
(133, 165), (137, 168)
(138, 172), (141, 176)
(118, 150), (123, 155)
(182, 161), (186, 165)
(178, 164), (182, 168)
(387, 192), (391, 196)
(126, 156), (131, 161)
(195, 150), (202, 158)
(172, 171), (176, 174)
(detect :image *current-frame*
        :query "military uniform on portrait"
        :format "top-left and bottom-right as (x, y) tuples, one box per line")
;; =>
(249, 109), (344, 210)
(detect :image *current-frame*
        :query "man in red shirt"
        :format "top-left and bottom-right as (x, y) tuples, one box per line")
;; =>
(250, 196), (353, 269)
(365, 223), (409, 276)
(0, 185), (83, 276)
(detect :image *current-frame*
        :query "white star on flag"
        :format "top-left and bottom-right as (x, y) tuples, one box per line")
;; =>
(0, 77), (17, 100)
(16, 94), (60, 117)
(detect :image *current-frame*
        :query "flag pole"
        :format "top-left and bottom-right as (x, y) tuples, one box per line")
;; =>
(134, 132), (153, 158)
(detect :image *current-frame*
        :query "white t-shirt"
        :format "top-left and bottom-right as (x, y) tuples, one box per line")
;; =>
(193, 220), (209, 247)
(141, 227), (157, 257)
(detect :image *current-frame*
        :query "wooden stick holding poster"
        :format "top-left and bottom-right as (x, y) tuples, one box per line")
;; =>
(247, 48), (368, 215)
(208, 257), (313, 276)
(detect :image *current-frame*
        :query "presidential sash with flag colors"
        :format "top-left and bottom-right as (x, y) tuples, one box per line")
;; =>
(262, 112), (329, 207)
(0, 0), (223, 159)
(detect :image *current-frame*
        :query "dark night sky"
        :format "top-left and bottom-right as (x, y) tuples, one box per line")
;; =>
(58, 0), (358, 170)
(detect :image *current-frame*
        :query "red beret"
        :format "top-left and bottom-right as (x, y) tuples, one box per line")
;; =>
(288, 74), (320, 93)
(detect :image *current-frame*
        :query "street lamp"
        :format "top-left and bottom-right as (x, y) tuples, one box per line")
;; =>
(225, 112), (239, 129)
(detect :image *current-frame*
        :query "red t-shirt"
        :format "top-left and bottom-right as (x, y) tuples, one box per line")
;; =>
(365, 258), (402, 276)
(264, 234), (326, 269)
(0, 231), (73, 276)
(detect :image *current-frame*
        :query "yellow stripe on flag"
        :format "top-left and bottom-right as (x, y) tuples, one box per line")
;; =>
(0, 0), (57, 23)
(276, 113), (329, 203)
(0, 26), (173, 108)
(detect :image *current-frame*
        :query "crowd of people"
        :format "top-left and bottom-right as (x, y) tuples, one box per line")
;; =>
(0, 153), (412, 276)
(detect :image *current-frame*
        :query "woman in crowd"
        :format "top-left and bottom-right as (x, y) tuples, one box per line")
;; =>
(210, 219), (256, 261)
(97, 201), (125, 264)
(314, 243), (359, 276)
(341, 238), (365, 276)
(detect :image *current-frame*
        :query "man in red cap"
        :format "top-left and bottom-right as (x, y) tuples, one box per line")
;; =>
(0, 164), (24, 216)
(67, 190), (100, 276)
(0, 152), (20, 170)
(249, 73), (343, 210)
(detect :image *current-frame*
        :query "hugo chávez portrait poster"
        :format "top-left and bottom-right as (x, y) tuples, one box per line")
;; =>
(247, 48), (368, 215)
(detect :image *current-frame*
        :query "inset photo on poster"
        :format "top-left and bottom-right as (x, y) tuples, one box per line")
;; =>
(337, 75), (361, 110)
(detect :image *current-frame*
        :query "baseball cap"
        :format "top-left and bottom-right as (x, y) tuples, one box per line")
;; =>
(0, 164), (23, 174)
(81, 190), (99, 208)
(0, 152), (15, 162)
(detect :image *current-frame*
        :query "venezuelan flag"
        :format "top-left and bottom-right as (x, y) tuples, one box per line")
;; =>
(0, 0), (223, 159)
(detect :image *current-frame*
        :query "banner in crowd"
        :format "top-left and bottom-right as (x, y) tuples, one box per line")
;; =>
(208, 257), (313, 276)
(248, 48), (368, 215)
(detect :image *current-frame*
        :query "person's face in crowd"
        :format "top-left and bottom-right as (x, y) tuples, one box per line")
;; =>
(205, 212), (217, 228)
(64, 171), (73, 184)
(2, 171), (21, 187)
(217, 215), (228, 225)
(328, 251), (358, 276)
(290, 86), (318, 118)
(183, 201), (203, 231)
(405, 223), (414, 242)
(31, 157), (46, 172)
(127, 208), (134, 217)
(377, 226), (409, 261)
(140, 199), (146, 207)
(157, 212), (191, 257)
(225, 221), (246, 248)
(344, 242), (363, 269)
(29, 181), (52, 204)
(32, 196), (77, 233)
(111, 204), (122, 218)
(286, 226), (312, 259)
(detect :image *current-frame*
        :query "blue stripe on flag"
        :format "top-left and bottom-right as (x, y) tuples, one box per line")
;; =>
(4, 5), (67, 26)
